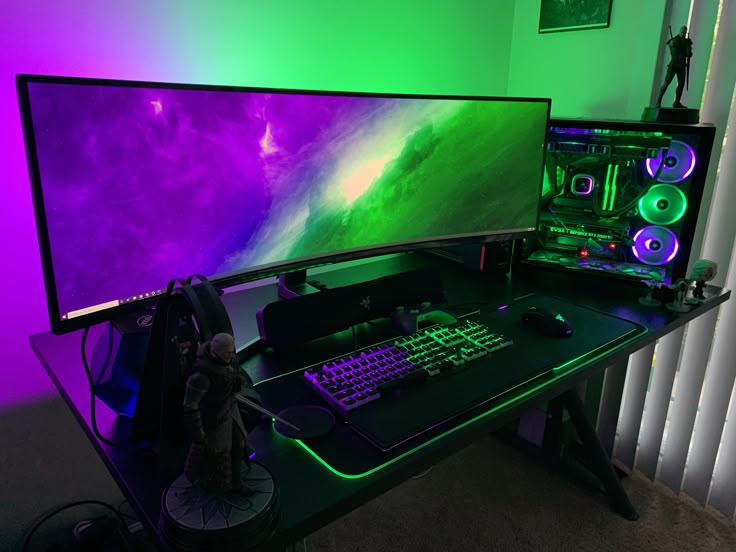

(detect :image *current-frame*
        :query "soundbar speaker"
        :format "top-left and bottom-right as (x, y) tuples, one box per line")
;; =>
(256, 268), (445, 349)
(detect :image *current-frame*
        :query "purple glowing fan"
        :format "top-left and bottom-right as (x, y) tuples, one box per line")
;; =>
(631, 226), (679, 266)
(646, 140), (696, 183)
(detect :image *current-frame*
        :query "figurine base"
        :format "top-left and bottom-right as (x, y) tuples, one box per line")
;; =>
(641, 106), (699, 124)
(159, 461), (279, 551)
(666, 302), (692, 313)
(638, 295), (662, 307)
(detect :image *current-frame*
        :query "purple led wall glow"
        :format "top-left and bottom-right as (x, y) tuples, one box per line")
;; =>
(631, 226), (679, 266)
(0, 3), (191, 410)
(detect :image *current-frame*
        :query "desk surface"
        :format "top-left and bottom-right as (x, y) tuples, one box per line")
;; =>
(30, 253), (730, 551)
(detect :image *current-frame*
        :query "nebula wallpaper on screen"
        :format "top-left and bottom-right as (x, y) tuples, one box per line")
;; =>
(22, 78), (549, 320)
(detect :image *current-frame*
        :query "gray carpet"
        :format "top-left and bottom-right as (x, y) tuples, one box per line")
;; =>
(305, 435), (736, 552)
(3, 397), (735, 551)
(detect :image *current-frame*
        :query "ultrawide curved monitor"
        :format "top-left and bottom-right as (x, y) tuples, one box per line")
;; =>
(17, 74), (551, 334)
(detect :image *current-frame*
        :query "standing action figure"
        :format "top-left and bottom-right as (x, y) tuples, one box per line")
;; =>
(182, 333), (256, 494)
(688, 259), (718, 302)
(656, 25), (693, 108)
(666, 278), (692, 312)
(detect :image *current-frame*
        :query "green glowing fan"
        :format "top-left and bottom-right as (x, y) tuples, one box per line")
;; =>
(638, 184), (688, 226)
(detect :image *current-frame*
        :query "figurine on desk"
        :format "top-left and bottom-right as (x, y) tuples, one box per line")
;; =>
(182, 332), (258, 494)
(687, 259), (718, 303)
(666, 278), (692, 312)
(159, 331), (281, 548)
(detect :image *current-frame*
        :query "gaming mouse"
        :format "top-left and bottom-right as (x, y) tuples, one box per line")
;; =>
(520, 306), (573, 338)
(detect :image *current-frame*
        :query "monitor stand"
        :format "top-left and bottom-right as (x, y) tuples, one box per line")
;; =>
(89, 311), (154, 418)
(277, 270), (324, 299)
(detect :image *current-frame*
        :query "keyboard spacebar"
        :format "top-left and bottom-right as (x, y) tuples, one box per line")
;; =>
(377, 369), (428, 394)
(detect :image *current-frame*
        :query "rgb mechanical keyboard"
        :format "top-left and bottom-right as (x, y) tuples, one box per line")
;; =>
(303, 319), (513, 415)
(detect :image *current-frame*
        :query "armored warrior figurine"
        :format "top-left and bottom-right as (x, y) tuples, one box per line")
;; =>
(182, 332), (256, 494)
(656, 25), (693, 108)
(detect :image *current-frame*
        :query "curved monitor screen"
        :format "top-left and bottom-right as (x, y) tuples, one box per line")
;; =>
(17, 75), (550, 334)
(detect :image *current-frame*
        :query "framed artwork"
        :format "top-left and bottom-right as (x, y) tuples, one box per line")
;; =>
(539, 0), (613, 34)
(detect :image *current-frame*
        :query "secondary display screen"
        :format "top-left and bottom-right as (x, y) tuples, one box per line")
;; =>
(18, 75), (550, 332)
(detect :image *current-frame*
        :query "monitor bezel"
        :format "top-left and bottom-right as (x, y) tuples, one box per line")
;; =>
(17, 73), (550, 334)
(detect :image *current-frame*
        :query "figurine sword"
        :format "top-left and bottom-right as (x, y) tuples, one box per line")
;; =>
(236, 394), (303, 432)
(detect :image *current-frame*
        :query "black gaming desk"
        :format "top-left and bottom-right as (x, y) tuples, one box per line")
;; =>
(29, 252), (730, 551)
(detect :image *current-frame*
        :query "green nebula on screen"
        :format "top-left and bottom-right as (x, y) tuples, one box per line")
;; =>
(287, 100), (548, 261)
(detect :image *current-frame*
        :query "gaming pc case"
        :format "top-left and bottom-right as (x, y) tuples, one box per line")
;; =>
(516, 118), (715, 286)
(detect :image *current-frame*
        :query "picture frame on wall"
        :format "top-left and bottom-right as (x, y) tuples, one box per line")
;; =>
(539, 0), (613, 34)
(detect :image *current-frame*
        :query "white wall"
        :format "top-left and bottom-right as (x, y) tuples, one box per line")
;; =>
(507, 0), (668, 119)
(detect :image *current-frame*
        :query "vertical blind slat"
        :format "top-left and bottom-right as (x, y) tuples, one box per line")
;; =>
(681, 0), (736, 500)
(695, 0), (736, 281)
(635, 327), (686, 480)
(658, 308), (719, 493)
(682, 241), (736, 504)
(597, 360), (630, 458)
(707, 384), (736, 518)
(615, 343), (656, 469)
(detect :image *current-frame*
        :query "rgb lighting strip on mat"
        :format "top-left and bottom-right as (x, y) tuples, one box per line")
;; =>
(258, 326), (646, 479)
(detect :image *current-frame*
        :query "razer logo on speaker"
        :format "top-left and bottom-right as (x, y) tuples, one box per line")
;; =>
(360, 296), (371, 310)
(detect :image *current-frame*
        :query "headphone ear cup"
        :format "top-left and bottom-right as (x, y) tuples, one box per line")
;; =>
(187, 274), (233, 337)
(169, 278), (212, 342)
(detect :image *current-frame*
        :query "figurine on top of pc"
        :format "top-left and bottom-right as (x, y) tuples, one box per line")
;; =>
(656, 25), (693, 108)
(181, 332), (259, 494)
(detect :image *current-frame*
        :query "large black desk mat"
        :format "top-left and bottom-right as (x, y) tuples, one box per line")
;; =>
(254, 294), (646, 477)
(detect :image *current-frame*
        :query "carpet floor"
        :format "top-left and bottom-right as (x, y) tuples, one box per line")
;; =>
(306, 434), (736, 552)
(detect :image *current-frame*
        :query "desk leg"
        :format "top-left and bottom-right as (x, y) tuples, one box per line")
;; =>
(596, 359), (630, 458)
(563, 388), (639, 521)
(541, 395), (565, 462)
